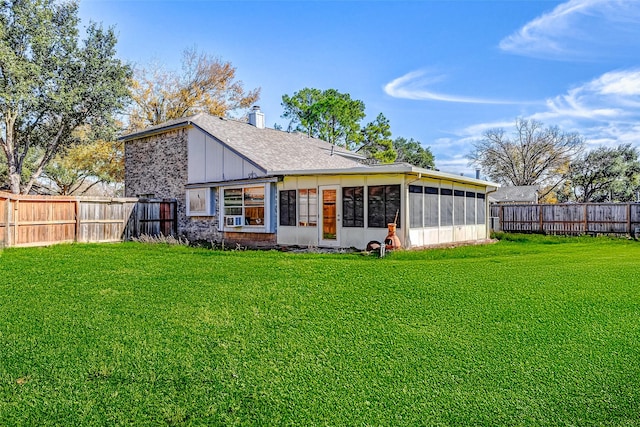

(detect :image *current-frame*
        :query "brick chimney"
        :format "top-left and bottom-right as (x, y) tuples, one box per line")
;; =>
(248, 105), (265, 129)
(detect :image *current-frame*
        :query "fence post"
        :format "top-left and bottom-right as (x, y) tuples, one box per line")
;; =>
(5, 196), (11, 247)
(13, 199), (19, 246)
(628, 203), (632, 235)
(74, 200), (81, 242)
(539, 205), (543, 233)
(584, 204), (588, 234)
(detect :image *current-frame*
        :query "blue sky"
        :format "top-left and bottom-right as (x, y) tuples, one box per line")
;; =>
(79, 0), (640, 176)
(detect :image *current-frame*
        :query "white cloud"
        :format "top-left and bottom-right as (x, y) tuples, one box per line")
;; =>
(455, 68), (640, 152)
(460, 121), (515, 137)
(389, 66), (640, 175)
(500, 0), (640, 59)
(587, 70), (640, 97)
(536, 69), (640, 122)
(384, 70), (528, 104)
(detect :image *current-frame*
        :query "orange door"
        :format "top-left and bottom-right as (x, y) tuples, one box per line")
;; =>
(320, 186), (340, 246)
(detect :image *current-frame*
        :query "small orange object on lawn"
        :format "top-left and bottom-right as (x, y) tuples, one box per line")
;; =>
(384, 223), (402, 250)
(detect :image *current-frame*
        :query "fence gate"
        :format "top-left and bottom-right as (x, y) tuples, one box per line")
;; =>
(124, 198), (177, 239)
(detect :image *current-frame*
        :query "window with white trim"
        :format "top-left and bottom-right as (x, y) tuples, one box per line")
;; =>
(368, 185), (401, 228)
(279, 190), (296, 226)
(343, 187), (364, 228)
(409, 185), (423, 228)
(299, 189), (318, 227)
(454, 190), (465, 226)
(477, 193), (486, 224)
(440, 189), (453, 226)
(223, 186), (265, 226)
(424, 187), (439, 227)
(466, 191), (476, 225)
(187, 188), (214, 216)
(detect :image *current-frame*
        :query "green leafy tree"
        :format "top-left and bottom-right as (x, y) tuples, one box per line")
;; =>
(468, 119), (583, 197)
(40, 124), (124, 195)
(281, 88), (365, 149)
(393, 137), (435, 169)
(0, 0), (131, 194)
(561, 144), (640, 202)
(357, 113), (396, 163)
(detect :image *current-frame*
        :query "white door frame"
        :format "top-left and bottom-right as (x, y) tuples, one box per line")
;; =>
(319, 185), (341, 247)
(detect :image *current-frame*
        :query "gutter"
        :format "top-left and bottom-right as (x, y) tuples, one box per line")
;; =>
(272, 165), (500, 187)
(185, 176), (278, 188)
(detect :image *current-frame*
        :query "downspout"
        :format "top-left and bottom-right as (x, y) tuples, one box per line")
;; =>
(485, 185), (499, 235)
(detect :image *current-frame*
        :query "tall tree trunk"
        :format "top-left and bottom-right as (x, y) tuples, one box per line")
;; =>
(8, 173), (21, 194)
(3, 113), (21, 194)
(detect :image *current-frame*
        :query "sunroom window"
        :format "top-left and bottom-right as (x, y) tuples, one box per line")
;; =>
(343, 186), (364, 228)
(368, 185), (401, 228)
(299, 189), (318, 227)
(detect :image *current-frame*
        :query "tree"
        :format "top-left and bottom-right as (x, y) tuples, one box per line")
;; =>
(281, 88), (365, 149)
(393, 137), (435, 169)
(562, 144), (640, 202)
(40, 127), (124, 195)
(357, 113), (396, 163)
(0, 0), (131, 194)
(128, 48), (260, 130)
(469, 119), (583, 196)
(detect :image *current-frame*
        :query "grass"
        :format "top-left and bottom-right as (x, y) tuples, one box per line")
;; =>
(1, 235), (639, 425)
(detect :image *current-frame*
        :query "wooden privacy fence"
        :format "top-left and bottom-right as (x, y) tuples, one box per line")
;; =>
(0, 192), (177, 247)
(491, 203), (640, 235)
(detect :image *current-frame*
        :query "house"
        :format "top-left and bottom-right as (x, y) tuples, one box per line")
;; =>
(122, 107), (499, 249)
(488, 185), (539, 204)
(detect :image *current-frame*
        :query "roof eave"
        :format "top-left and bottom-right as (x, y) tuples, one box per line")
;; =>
(118, 121), (193, 142)
(269, 165), (501, 187)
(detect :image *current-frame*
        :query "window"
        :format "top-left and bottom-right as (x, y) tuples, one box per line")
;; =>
(223, 186), (265, 226)
(244, 187), (265, 226)
(187, 188), (214, 216)
(343, 186), (364, 227)
(454, 190), (465, 225)
(368, 185), (401, 228)
(279, 190), (296, 226)
(409, 185), (423, 228)
(299, 189), (318, 226)
(440, 188), (453, 226)
(466, 192), (476, 225)
(424, 187), (439, 227)
(477, 193), (486, 224)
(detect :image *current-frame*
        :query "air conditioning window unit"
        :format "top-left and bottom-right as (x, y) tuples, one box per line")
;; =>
(225, 215), (244, 227)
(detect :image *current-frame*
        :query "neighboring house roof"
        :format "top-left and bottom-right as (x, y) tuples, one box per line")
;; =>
(489, 185), (539, 203)
(120, 113), (364, 172)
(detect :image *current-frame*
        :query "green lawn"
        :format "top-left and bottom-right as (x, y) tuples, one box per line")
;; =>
(1, 235), (639, 425)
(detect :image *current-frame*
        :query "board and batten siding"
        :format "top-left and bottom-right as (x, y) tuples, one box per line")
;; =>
(188, 128), (264, 183)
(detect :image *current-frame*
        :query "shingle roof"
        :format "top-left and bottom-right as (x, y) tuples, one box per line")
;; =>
(488, 185), (539, 203)
(120, 113), (365, 173)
